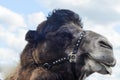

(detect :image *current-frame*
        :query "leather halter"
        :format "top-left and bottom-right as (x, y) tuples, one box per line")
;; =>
(38, 31), (86, 69)
(69, 31), (86, 63)
(34, 31), (86, 78)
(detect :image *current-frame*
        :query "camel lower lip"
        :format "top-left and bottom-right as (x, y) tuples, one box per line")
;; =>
(87, 54), (113, 75)
(100, 63), (112, 75)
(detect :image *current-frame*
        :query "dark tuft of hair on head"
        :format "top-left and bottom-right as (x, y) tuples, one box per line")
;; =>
(41, 9), (83, 35)
(47, 9), (83, 28)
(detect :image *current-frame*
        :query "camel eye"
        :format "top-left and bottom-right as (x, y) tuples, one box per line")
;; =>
(56, 32), (73, 39)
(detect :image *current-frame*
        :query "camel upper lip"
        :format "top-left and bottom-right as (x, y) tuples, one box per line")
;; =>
(100, 58), (116, 67)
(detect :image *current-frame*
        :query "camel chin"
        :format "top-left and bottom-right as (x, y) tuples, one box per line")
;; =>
(82, 56), (112, 77)
(99, 62), (112, 74)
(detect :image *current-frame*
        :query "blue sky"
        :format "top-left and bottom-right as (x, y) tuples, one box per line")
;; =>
(0, 0), (47, 14)
(0, 0), (120, 80)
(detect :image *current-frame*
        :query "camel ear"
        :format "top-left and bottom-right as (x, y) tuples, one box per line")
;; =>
(25, 30), (39, 43)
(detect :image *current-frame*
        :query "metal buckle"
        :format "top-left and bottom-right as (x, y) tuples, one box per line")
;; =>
(43, 63), (51, 69)
(69, 52), (77, 63)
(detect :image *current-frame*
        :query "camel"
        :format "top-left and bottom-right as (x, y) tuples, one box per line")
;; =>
(6, 9), (116, 80)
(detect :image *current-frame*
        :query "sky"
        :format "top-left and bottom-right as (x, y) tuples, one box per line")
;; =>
(0, 0), (120, 80)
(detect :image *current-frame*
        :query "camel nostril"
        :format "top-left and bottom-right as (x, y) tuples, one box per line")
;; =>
(99, 41), (113, 49)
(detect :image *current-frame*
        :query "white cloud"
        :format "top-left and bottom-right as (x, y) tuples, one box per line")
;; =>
(52, 0), (91, 6)
(84, 24), (120, 48)
(39, 0), (90, 8)
(28, 12), (46, 27)
(0, 48), (20, 79)
(0, 5), (27, 52)
(39, 0), (120, 25)
(0, 6), (27, 51)
(0, 6), (27, 79)
(0, 6), (26, 28)
(113, 5), (120, 13)
(0, 25), (27, 51)
(0, 48), (19, 62)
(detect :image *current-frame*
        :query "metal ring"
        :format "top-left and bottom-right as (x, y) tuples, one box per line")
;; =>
(43, 63), (51, 69)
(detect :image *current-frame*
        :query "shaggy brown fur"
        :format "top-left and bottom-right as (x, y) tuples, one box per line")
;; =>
(7, 9), (82, 80)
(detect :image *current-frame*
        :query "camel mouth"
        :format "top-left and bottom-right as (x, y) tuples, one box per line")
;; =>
(87, 54), (113, 75)
(100, 63), (112, 75)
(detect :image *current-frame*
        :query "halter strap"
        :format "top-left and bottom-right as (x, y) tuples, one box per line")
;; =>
(37, 57), (69, 69)
(69, 31), (85, 63)
(69, 31), (86, 79)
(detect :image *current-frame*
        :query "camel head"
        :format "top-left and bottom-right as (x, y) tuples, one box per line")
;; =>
(25, 9), (116, 80)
